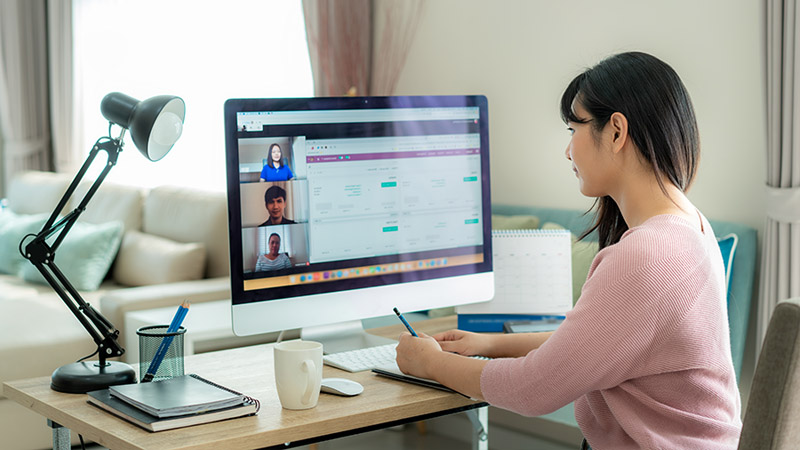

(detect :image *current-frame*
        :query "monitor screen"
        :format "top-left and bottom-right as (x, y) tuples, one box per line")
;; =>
(224, 95), (493, 342)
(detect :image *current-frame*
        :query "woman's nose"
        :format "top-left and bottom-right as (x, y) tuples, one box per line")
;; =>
(565, 145), (572, 161)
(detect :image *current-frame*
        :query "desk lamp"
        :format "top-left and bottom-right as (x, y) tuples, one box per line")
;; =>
(20, 92), (185, 393)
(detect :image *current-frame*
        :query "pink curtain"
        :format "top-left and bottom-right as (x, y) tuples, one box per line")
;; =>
(302, 0), (424, 97)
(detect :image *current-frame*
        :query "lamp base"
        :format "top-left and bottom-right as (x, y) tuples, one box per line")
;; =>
(51, 361), (137, 393)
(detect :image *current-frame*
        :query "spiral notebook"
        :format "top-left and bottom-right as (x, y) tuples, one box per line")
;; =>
(88, 374), (259, 431)
(457, 229), (573, 331)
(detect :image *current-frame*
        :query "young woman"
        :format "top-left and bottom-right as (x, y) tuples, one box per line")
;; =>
(395, 52), (742, 449)
(260, 143), (294, 181)
(255, 233), (291, 271)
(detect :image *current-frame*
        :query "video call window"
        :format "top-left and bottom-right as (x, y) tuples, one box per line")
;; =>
(233, 104), (486, 290)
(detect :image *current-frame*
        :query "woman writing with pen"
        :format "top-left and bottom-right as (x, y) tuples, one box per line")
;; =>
(394, 52), (742, 449)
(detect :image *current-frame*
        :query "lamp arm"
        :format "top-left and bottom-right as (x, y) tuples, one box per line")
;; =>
(22, 134), (126, 365)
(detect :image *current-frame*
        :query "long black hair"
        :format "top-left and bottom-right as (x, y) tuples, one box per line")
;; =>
(560, 52), (699, 249)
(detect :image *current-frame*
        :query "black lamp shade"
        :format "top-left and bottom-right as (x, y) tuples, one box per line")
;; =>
(100, 92), (186, 161)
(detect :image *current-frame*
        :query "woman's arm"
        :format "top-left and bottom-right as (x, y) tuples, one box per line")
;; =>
(434, 329), (553, 358)
(396, 333), (488, 400)
(395, 330), (554, 398)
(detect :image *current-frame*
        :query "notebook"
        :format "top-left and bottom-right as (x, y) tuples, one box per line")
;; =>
(108, 374), (250, 418)
(457, 229), (573, 332)
(87, 389), (258, 432)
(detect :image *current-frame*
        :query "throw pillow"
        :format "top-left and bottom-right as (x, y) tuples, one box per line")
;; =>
(492, 214), (540, 230)
(19, 220), (124, 291)
(717, 233), (738, 300)
(113, 231), (206, 287)
(0, 210), (49, 274)
(542, 222), (599, 305)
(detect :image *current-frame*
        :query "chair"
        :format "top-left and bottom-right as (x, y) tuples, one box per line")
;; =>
(738, 298), (800, 449)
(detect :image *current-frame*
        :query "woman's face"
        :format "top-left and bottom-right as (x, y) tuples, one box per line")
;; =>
(564, 103), (617, 198)
(271, 145), (282, 163)
(268, 235), (281, 256)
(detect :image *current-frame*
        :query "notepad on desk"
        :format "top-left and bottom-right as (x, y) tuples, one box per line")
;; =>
(87, 374), (259, 432)
(87, 389), (258, 432)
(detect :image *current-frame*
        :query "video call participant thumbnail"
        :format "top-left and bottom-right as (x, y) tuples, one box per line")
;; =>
(255, 232), (291, 271)
(260, 143), (294, 182)
(260, 185), (296, 226)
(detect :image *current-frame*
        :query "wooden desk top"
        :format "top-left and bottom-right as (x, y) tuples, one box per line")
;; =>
(3, 316), (483, 450)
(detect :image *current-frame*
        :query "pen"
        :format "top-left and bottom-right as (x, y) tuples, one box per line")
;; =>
(393, 307), (418, 337)
(142, 301), (190, 382)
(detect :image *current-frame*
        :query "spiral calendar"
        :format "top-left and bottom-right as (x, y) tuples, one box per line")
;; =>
(457, 229), (573, 331)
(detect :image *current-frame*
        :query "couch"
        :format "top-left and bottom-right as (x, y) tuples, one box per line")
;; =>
(0, 171), (232, 450)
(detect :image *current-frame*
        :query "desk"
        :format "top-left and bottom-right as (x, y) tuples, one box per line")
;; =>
(3, 317), (488, 450)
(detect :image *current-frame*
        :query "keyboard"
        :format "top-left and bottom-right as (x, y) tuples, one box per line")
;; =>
(323, 343), (398, 372)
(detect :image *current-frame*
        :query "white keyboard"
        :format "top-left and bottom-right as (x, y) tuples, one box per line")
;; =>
(323, 343), (398, 372)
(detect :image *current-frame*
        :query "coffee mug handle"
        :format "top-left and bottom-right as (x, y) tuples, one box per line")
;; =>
(301, 359), (316, 405)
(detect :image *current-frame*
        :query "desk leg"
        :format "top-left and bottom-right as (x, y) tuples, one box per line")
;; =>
(47, 419), (70, 450)
(466, 406), (489, 450)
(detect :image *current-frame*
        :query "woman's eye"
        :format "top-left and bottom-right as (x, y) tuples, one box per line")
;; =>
(567, 127), (575, 136)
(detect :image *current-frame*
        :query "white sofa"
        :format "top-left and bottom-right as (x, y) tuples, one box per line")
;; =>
(0, 171), (233, 449)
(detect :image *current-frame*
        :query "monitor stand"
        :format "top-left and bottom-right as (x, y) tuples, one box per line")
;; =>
(300, 320), (396, 354)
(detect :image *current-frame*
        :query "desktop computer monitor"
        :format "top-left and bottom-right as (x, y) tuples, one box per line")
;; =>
(223, 95), (493, 352)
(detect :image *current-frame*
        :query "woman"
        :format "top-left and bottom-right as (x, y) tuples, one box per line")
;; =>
(395, 52), (742, 449)
(260, 143), (294, 182)
(255, 233), (291, 271)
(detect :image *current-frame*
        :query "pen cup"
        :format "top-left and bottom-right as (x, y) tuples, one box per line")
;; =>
(136, 325), (186, 382)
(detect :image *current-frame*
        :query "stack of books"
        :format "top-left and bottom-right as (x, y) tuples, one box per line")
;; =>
(87, 374), (259, 432)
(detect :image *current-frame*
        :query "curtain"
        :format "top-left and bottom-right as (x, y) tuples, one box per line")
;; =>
(302, 0), (424, 97)
(0, 0), (52, 194)
(760, 0), (800, 352)
(48, 0), (78, 173)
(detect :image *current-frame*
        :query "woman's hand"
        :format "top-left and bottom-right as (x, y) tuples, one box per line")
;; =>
(395, 332), (442, 379)
(433, 329), (495, 357)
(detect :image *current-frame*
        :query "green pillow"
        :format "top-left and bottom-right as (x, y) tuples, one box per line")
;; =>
(492, 214), (540, 230)
(542, 222), (599, 305)
(19, 220), (124, 291)
(0, 210), (49, 274)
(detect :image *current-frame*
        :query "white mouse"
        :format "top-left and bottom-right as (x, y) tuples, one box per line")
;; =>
(320, 377), (364, 396)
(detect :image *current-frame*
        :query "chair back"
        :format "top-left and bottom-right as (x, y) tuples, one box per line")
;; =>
(739, 298), (800, 448)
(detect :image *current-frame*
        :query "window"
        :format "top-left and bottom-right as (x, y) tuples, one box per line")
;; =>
(72, 0), (313, 191)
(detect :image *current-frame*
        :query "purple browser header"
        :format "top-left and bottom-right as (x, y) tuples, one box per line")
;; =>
(307, 148), (479, 164)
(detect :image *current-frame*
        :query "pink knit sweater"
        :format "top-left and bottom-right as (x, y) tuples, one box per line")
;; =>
(480, 214), (742, 449)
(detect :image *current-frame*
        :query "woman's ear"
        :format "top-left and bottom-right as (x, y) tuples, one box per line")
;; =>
(608, 112), (629, 154)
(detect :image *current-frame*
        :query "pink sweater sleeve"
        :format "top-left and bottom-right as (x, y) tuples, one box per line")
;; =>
(479, 216), (741, 441)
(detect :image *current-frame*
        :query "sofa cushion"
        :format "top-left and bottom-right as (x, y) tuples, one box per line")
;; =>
(0, 211), (48, 275)
(70, 178), (144, 232)
(143, 186), (229, 278)
(6, 171), (70, 215)
(717, 233), (738, 299)
(0, 291), (100, 389)
(492, 214), (540, 230)
(113, 230), (206, 286)
(19, 220), (124, 291)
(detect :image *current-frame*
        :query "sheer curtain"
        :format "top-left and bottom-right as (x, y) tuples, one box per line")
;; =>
(0, 0), (52, 195)
(760, 0), (800, 352)
(48, 0), (79, 173)
(302, 0), (424, 96)
(71, 0), (313, 191)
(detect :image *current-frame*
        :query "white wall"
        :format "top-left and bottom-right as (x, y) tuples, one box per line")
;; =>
(394, 0), (767, 232)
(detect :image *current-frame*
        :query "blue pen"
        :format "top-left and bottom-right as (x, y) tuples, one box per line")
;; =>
(393, 307), (418, 337)
(142, 301), (190, 382)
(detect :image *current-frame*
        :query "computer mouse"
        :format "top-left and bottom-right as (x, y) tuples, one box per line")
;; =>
(320, 377), (364, 396)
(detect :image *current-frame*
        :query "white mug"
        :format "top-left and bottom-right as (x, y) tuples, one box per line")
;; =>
(273, 340), (323, 410)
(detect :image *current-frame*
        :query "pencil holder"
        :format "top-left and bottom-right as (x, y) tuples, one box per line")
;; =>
(137, 325), (186, 382)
